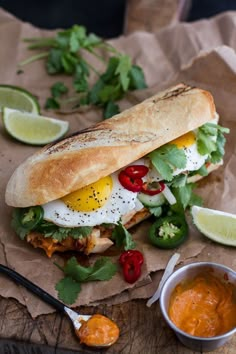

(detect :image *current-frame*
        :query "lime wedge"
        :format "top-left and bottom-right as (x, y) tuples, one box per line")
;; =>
(191, 205), (236, 246)
(0, 84), (40, 113)
(3, 108), (69, 145)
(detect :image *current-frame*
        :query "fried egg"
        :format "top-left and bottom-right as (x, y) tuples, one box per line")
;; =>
(142, 131), (207, 182)
(145, 119), (218, 182)
(42, 119), (218, 228)
(42, 173), (143, 227)
(171, 116), (218, 176)
(170, 131), (207, 175)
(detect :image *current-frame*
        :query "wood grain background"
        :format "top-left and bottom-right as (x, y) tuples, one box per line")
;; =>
(1, 294), (235, 353)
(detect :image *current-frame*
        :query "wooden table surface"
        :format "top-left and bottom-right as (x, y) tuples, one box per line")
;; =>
(1, 1), (236, 353)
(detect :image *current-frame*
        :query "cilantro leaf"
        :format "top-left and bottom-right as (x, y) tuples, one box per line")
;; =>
(194, 164), (209, 177)
(64, 256), (117, 282)
(104, 101), (120, 119)
(56, 29), (71, 49)
(129, 65), (147, 90)
(46, 48), (64, 74)
(172, 183), (202, 210)
(51, 82), (68, 98)
(69, 30), (80, 53)
(55, 276), (81, 305)
(112, 222), (136, 250)
(73, 75), (88, 93)
(101, 57), (120, 82)
(11, 209), (28, 240)
(210, 130), (227, 164)
(61, 52), (77, 74)
(44, 97), (60, 109)
(83, 33), (102, 49)
(98, 84), (121, 103)
(171, 174), (187, 188)
(197, 123), (230, 157)
(36, 220), (92, 241)
(149, 206), (163, 217)
(75, 59), (89, 78)
(189, 192), (203, 207)
(115, 55), (131, 91)
(88, 78), (105, 105)
(149, 144), (187, 181)
(86, 257), (118, 281)
(197, 129), (216, 155)
(64, 257), (92, 281)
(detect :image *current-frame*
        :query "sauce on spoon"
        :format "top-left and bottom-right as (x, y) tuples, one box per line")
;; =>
(76, 313), (120, 346)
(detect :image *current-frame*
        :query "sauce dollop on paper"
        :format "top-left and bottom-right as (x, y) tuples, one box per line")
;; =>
(169, 272), (236, 337)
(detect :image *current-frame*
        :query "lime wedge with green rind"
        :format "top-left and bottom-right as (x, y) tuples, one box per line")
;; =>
(191, 205), (236, 246)
(3, 108), (69, 145)
(0, 84), (40, 113)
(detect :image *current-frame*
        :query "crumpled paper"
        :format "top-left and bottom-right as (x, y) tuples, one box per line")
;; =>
(0, 8), (236, 318)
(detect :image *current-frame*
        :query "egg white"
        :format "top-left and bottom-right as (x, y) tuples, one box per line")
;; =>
(173, 138), (207, 176)
(173, 119), (218, 176)
(42, 173), (143, 227)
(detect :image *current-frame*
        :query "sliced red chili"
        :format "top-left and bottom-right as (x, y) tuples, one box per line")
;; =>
(122, 257), (142, 284)
(141, 181), (165, 196)
(119, 250), (144, 266)
(124, 165), (149, 179)
(118, 170), (143, 192)
(119, 250), (144, 284)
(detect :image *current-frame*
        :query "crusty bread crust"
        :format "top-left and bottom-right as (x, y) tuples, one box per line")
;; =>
(5, 83), (216, 207)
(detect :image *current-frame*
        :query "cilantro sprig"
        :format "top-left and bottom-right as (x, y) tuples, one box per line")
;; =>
(55, 256), (117, 304)
(197, 122), (230, 162)
(20, 25), (147, 118)
(148, 144), (187, 181)
(111, 222), (136, 250)
(171, 183), (202, 212)
(37, 220), (92, 242)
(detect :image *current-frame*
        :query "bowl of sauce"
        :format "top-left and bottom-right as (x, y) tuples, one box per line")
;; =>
(159, 262), (236, 351)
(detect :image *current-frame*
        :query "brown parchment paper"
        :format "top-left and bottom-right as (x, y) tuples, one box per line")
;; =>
(1, 8), (236, 318)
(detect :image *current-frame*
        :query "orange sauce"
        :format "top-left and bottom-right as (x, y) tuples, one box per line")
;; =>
(77, 314), (119, 346)
(169, 272), (236, 337)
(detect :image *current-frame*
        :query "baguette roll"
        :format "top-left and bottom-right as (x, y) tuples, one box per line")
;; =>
(6, 83), (224, 258)
(5, 83), (215, 207)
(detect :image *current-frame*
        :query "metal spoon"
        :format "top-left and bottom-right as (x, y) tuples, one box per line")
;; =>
(0, 264), (119, 347)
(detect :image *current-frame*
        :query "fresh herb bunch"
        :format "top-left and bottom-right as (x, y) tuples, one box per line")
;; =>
(20, 25), (147, 118)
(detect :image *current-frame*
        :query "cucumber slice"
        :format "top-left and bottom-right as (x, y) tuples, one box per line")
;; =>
(138, 192), (165, 207)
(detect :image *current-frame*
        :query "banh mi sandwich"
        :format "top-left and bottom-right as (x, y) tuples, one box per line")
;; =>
(5, 83), (229, 257)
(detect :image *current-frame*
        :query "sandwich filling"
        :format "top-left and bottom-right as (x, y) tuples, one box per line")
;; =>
(11, 116), (229, 257)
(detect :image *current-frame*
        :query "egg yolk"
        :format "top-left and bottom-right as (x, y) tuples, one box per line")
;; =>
(61, 176), (113, 212)
(170, 131), (195, 149)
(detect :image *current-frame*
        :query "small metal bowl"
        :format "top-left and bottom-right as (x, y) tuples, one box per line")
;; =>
(160, 262), (236, 352)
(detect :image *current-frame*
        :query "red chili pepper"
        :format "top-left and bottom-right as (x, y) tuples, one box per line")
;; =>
(141, 181), (165, 196)
(119, 250), (144, 284)
(119, 250), (144, 266)
(124, 165), (149, 179)
(118, 170), (143, 192)
(123, 258), (141, 283)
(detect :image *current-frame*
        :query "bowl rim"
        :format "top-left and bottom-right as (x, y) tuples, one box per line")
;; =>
(159, 261), (236, 341)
